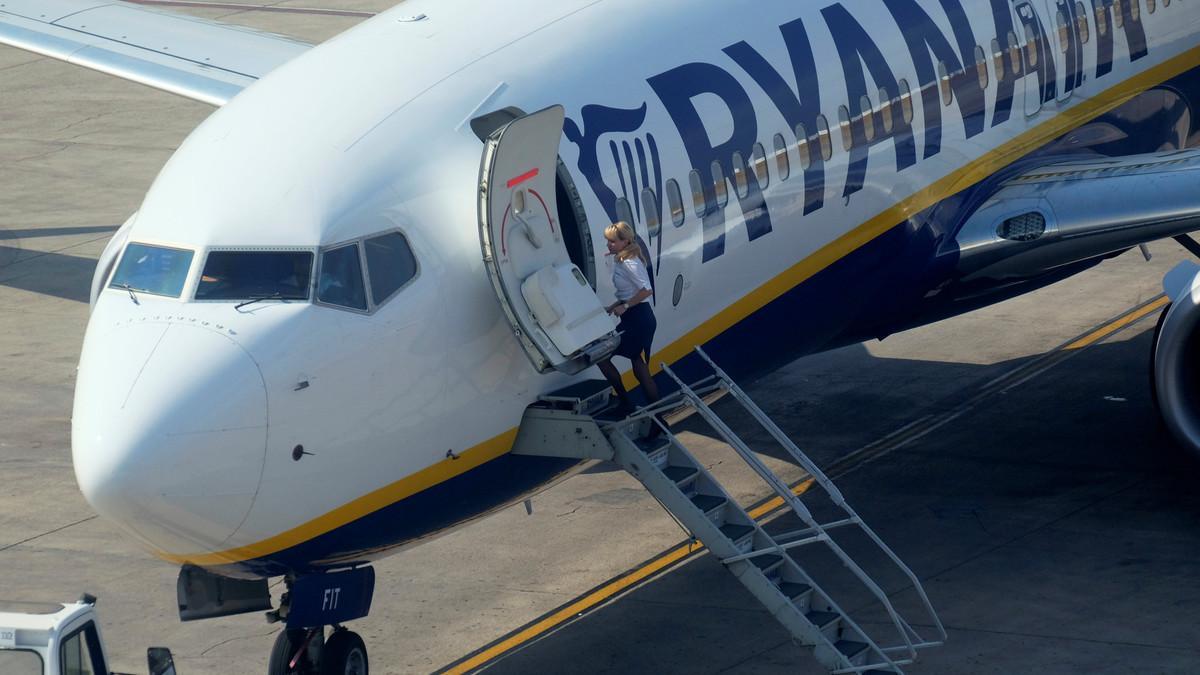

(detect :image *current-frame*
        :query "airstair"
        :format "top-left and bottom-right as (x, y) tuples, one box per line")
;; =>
(512, 348), (945, 674)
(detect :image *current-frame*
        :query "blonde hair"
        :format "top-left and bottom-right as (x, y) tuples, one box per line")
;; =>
(605, 221), (643, 263)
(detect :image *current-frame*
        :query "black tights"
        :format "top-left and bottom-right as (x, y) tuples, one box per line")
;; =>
(597, 355), (660, 408)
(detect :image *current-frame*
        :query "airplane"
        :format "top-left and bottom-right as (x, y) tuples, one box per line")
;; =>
(2, 0), (1199, 672)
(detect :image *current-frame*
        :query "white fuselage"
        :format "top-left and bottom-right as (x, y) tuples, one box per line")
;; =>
(71, 0), (1200, 574)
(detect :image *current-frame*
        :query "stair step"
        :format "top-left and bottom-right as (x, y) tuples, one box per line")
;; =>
(719, 523), (753, 543)
(633, 435), (671, 454)
(750, 554), (783, 573)
(662, 465), (698, 486)
(804, 611), (840, 630)
(777, 582), (812, 601)
(835, 640), (870, 662)
(690, 494), (726, 516)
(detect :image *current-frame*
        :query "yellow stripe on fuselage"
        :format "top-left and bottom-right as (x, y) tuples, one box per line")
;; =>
(159, 43), (1200, 567)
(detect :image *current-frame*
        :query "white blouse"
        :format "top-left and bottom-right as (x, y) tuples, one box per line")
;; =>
(613, 256), (652, 302)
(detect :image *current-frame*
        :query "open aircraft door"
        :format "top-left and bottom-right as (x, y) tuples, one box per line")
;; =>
(478, 105), (619, 374)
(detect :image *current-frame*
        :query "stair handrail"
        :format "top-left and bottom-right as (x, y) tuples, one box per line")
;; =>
(661, 362), (918, 665)
(693, 347), (948, 646)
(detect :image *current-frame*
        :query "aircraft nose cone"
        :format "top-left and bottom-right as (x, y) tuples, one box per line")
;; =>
(72, 320), (268, 556)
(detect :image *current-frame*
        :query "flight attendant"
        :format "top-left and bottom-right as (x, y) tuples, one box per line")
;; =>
(597, 221), (662, 427)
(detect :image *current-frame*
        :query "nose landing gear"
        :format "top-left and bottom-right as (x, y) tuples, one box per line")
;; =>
(267, 626), (369, 675)
(265, 567), (376, 675)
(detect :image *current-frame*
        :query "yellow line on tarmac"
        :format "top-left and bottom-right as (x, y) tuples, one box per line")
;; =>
(1064, 295), (1169, 350)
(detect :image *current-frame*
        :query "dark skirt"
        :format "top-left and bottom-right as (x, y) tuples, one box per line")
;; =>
(613, 302), (656, 362)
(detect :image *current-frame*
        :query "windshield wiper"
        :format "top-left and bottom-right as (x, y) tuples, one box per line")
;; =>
(235, 292), (282, 310)
(120, 283), (139, 305)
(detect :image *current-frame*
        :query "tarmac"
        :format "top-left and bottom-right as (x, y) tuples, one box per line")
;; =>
(1, 2), (1198, 674)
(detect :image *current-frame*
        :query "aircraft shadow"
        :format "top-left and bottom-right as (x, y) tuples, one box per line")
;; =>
(0, 245), (96, 303)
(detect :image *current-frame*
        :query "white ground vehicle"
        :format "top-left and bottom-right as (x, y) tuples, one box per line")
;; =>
(0, 596), (175, 675)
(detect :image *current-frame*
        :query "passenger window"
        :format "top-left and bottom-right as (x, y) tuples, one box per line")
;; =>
(991, 38), (1004, 76)
(640, 188), (661, 238)
(837, 105), (853, 150)
(938, 61), (953, 105)
(1007, 31), (1022, 75)
(615, 197), (635, 227)
(974, 45), (988, 88)
(1114, 0), (1124, 29)
(1163, 0), (1169, 8)
(318, 243), (367, 311)
(879, 90), (894, 134)
(751, 142), (769, 188)
(731, 151), (749, 199)
(860, 95), (876, 141)
(794, 124), (811, 170)
(898, 79), (914, 124)
(1130, 0), (1139, 21)
(773, 133), (791, 180)
(364, 232), (417, 306)
(1056, 10), (1069, 51)
(815, 115), (833, 160)
(1077, 2), (1091, 40)
(1146, 0), (1155, 11)
(1026, 35), (1039, 68)
(1095, 4), (1108, 35)
(666, 178), (685, 227)
(711, 160), (728, 208)
(688, 170), (707, 217)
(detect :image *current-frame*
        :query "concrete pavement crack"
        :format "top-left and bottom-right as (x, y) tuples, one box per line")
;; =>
(0, 515), (98, 553)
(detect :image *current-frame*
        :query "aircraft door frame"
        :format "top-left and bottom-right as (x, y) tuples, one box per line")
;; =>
(478, 105), (620, 375)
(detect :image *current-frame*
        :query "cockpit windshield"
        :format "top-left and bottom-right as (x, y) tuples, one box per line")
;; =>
(109, 243), (195, 298)
(195, 251), (313, 301)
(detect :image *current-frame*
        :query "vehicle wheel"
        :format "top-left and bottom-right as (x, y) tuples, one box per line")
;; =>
(268, 629), (319, 675)
(320, 629), (368, 675)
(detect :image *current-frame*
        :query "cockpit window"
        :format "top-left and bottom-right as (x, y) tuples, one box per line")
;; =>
(109, 243), (194, 298)
(317, 244), (368, 311)
(195, 251), (313, 301)
(364, 232), (418, 305)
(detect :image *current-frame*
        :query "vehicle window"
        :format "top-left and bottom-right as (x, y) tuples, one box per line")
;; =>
(318, 244), (367, 311)
(0, 650), (42, 675)
(815, 115), (833, 160)
(751, 142), (769, 188)
(665, 178), (685, 227)
(615, 197), (635, 227)
(731, 151), (749, 199)
(195, 251), (312, 301)
(60, 623), (104, 675)
(879, 89), (894, 134)
(898, 79), (914, 124)
(1007, 31), (1022, 75)
(938, 61), (953, 105)
(773, 133), (790, 180)
(1076, 2), (1091, 40)
(711, 160), (728, 208)
(860, 95), (876, 141)
(640, 188), (662, 238)
(974, 45), (989, 88)
(794, 124), (810, 170)
(109, 243), (194, 298)
(1095, 3), (1108, 35)
(688, 170), (707, 217)
(364, 232), (417, 306)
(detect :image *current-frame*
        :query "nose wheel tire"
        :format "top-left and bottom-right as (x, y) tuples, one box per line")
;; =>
(321, 629), (368, 675)
(268, 629), (320, 675)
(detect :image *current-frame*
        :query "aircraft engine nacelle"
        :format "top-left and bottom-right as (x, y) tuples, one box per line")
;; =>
(1152, 260), (1200, 457)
